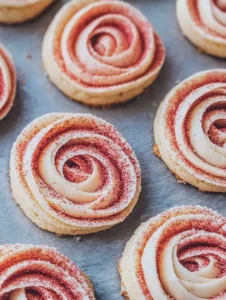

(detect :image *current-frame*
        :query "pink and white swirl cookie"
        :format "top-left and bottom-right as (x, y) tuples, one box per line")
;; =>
(0, 0), (54, 24)
(0, 244), (95, 299)
(120, 205), (226, 300)
(10, 113), (141, 235)
(0, 45), (16, 121)
(154, 69), (226, 192)
(43, 0), (165, 105)
(177, 0), (226, 57)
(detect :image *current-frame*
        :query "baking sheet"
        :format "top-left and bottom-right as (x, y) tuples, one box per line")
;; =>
(1, 0), (226, 299)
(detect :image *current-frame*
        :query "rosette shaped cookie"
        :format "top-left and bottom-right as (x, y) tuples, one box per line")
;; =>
(154, 69), (226, 192)
(0, 0), (54, 24)
(0, 45), (16, 121)
(0, 244), (95, 299)
(120, 205), (226, 300)
(177, 0), (226, 57)
(10, 113), (141, 235)
(42, 0), (165, 106)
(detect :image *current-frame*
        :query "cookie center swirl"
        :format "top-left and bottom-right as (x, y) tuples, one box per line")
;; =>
(63, 156), (94, 183)
(197, 0), (226, 35)
(48, 139), (110, 202)
(174, 86), (226, 176)
(158, 227), (226, 299)
(92, 33), (118, 57)
(202, 105), (226, 148)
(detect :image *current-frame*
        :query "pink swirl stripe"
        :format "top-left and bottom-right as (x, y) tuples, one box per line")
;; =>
(0, 244), (95, 299)
(0, 45), (16, 120)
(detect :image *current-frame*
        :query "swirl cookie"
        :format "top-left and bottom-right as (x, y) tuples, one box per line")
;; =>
(10, 113), (141, 235)
(0, 45), (16, 121)
(120, 205), (226, 300)
(177, 0), (226, 57)
(0, 0), (54, 24)
(43, 0), (165, 106)
(154, 69), (226, 192)
(0, 244), (95, 299)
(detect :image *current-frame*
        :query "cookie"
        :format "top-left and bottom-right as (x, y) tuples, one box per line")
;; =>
(0, 244), (95, 299)
(0, 0), (54, 24)
(154, 69), (226, 192)
(177, 0), (226, 57)
(120, 205), (226, 299)
(10, 113), (141, 235)
(43, 0), (165, 105)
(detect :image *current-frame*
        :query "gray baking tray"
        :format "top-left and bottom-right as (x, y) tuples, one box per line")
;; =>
(1, 0), (226, 299)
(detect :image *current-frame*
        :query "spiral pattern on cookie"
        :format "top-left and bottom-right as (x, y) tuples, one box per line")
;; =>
(43, 0), (165, 105)
(0, 45), (16, 120)
(177, 0), (226, 57)
(0, 244), (95, 299)
(10, 113), (141, 235)
(154, 69), (226, 192)
(120, 205), (226, 300)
